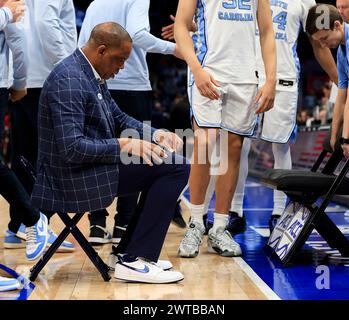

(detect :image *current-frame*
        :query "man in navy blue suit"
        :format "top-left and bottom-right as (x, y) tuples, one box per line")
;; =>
(31, 22), (190, 284)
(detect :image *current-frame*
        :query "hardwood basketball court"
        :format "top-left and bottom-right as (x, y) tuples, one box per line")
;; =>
(0, 196), (273, 300)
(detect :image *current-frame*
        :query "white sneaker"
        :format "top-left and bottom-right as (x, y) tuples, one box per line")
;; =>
(114, 256), (183, 284)
(178, 221), (205, 258)
(208, 227), (242, 257)
(26, 213), (49, 261)
(108, 252), (173, 271)
(0, 276), (20, 292)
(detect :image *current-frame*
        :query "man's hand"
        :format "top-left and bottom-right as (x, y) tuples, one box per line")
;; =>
(255, 80), (276, 114)
(9, 87), (27, 102)
(154, 130), (183, 153)
(3, 0), (26, 23)
(118, 138), (168, 166)
(342, 144), (349, 159)
(161, 15), (176, 40)
(193, 68), (220, 100)
(161, 15), (197, 40)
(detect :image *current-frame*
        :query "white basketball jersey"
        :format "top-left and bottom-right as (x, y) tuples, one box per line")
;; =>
(190, 0), (259, 85)
(256, 0), (316, 83)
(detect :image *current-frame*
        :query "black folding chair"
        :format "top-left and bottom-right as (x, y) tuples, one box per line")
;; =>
(19, 156), (111, 281)
(261, 129), (349, 265)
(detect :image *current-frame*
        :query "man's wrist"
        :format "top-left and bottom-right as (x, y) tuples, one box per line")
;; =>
(265, 77), (276, 85)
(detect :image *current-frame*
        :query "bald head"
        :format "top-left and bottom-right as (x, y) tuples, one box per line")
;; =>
(82, 22), (133, 81)
(88, 22), (132, 49)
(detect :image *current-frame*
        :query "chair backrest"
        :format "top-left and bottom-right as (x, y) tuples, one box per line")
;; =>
(315, 124), (344, 175)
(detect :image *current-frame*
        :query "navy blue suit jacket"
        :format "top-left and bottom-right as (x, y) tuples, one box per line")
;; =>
(31, 49), (155, 213)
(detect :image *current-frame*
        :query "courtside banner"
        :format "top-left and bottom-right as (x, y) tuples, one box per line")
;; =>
(267, 202), (314, 264)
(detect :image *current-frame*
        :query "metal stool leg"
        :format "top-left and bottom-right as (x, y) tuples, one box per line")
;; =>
(29, 224), (72, 281)
(58, 213), (111, 282)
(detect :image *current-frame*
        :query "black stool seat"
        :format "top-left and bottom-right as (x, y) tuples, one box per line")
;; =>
(262, 169), (349, 195)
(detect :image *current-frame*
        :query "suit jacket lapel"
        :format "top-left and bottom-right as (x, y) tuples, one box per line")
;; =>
(74, 49), (115, 134)
(98, 83), (116, 133)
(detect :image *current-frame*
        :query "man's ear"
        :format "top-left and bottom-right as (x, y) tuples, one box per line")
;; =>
(334, 20), (342, 30)
(97, 45), (107, 56)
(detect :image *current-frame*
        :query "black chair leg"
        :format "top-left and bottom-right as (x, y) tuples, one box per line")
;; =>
(30, 212), (111, 282)
(29, 224), (71, 281)
(58, 213), (111, 282)
(316, 213), (349, 257)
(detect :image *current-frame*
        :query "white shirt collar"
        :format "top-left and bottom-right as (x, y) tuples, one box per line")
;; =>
(79, 48), (104, 84)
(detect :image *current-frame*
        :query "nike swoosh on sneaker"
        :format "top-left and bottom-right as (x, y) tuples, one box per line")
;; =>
(120, 263), (150, 274)
(38, 219), (46, 235)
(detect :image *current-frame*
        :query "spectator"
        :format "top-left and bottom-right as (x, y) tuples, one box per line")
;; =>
(8, 0), (77, 252)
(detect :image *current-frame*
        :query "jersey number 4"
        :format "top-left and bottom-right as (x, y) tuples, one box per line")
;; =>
(271, 10), (288, 31)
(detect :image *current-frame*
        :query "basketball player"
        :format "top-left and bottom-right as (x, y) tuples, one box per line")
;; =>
(175, 0), (276, 258)
(227, 0), (338, 235)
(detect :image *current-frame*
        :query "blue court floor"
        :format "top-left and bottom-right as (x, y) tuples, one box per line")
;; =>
(184, 178), (349, 300)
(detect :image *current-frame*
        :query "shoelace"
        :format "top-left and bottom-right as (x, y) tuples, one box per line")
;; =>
(212, 229), (240, 249)
(26, 227), (37, 244)
(182, 226), (204, 245)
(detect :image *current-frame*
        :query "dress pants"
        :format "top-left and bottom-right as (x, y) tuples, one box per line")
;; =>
(10, 88), (54, 229)
(89, 90), (153, 227)
(10, 88), (41, 195)
(0, 162), (40, 232)
(114, 152), (189, 261)
(0, 88), (8, 149)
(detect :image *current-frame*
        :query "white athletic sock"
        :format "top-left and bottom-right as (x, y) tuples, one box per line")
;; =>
(272, 143), (292, 216)
(230, 139), (251, 217)
(211, 213), (229, 233)
(203, 175), (216, 214)
(189, 203), (205, 226)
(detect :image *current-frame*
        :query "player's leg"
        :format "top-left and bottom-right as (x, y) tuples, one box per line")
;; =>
(228, 138), (251, 235)
(178, 84), (221, 258)
(261, 89), (298, 232)
(207, 130), (243, 256)
(269, 142), (292, 230)
(207, 83), (258, 256)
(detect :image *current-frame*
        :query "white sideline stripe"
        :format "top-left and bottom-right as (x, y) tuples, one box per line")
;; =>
(325, 207), (347, 213)
(245, 182), (262, 187)
(249, 226), (270, 237)
(306, 241), (327, 244)
(181, 196), (280, 300)
(235, 257), (281, 301)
